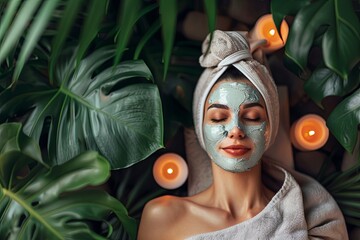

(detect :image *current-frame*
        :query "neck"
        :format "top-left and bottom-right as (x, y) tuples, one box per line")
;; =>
(208, 161), (270, 220)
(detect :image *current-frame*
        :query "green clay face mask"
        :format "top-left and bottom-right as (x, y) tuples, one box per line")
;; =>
(203, 82), (267, 172)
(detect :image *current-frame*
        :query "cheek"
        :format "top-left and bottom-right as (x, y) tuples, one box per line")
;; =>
(245, 123), (267, 147)
(203, 124), (226, 146)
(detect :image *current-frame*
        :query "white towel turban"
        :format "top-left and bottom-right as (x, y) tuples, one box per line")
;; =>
(193, 30), (279, 151)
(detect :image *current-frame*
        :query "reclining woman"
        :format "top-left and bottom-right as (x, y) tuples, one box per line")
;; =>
(138, 30), (348, 240)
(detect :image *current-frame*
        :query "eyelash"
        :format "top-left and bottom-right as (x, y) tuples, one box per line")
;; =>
(209, 114), (262, 123)
(244, 117), (261, 122)
(211, 117), (261, 123)
(211, 118), (226, 123)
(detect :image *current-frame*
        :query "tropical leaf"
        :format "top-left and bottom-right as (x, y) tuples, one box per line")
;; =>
(204, 0), (216, 34)
(141, 37), (200, 141)
(76, 0), (109, 64)
(109, 160), (167, 240)
(0, 0), (111, 84)
(114, 0), (142, 65)
(0, 0), (53, 85)
(159, 0), (177, 80)
(12, 0), (59, 85)
(0, 0), (22, 44)
(284, 0), (360, 79)
(0, 46), (163, 169)
(0, 122), (43, 165)
(327, 88), (360, 153)
(321, 162), (360, 227)
(304, 65), (360, 105)
(49, 0), (85, 82)
(0, 123), (137, 240)
(166, 41), (201, 114)
(133, 19), (161, 60)
(270, 0), (311, 36)
(0, 0), (42, 66)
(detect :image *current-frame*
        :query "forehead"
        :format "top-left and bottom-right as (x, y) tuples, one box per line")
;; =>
(205, 79), (264, 106)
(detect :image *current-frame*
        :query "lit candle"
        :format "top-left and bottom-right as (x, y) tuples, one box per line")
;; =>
(249, 14), (289, 53)
(153, 153), (188, 189)
(290, 114), (329, 151)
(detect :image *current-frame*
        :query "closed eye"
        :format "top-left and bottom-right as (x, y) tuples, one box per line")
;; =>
(243, 116), (260, 122)
(242, 105), (265, 123)
(242, 111), (264, 122)
(211, 118), (227, 123)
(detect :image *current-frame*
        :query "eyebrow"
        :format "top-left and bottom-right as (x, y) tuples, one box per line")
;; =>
(243, 102), (265, 109)
(207, 103), (229, 110)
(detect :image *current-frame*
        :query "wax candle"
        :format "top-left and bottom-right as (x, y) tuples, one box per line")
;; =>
(249, 14), (289, 53)
(290, 114), (329, 151)
(153, 153), (188, 189)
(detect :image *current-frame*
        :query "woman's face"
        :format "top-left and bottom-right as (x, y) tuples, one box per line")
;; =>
(203, 79), (269, 172)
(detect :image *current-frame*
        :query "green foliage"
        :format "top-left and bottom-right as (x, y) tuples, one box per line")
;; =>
(0, 0), (206, 87)
(2, 0), (359, 236)
(327, 88), (360, 153)
(0, 47), (163, 169)
(109, 161), (167, 240)
(159, 0), (177, 80)
(0, 122), (43, 165)
(0, 0), (43, 69)
(273, 0), (360, 79)
(75, 0), (109, 65)
(0, 122), (137, 240)
(271, 0), (360, 153)
(133, 19), (161, 60)
(271, 0), (311, 34)
(49, 0), (84, 81)
(204, 0), (216, 33)
(12, 0), (58, 84)
(304, 66), (360, 105)
(204, 0), (217, 46)
(115, 0), (142, 65)
(321, 160), (360, 227)
(0, 0), (112, 85)
(141, 39), (201, 141)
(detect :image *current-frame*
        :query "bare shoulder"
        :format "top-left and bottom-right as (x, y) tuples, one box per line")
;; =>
(137, 195), (188, 240)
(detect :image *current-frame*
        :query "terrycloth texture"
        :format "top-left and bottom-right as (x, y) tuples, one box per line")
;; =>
(193, 30), (279, 151)
(185, 162), (349, 240)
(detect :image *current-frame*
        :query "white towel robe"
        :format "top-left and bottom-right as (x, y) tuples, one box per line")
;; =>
(186, 161), (348, 240)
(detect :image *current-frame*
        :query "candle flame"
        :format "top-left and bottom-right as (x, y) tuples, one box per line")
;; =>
(308, 130), (315, 136)
(153, 153), (188, 189)
(167, 168), (174, 174)
(269, 29), (276, 36)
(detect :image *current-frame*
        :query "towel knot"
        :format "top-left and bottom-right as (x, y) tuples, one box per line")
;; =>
(199, 30), (253, 68)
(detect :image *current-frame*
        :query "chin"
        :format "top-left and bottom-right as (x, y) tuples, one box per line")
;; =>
(213, 157), (260, 173)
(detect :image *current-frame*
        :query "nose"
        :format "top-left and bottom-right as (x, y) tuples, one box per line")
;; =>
(228, 126), (245, 139)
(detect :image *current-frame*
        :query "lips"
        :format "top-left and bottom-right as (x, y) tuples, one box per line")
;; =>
(222, 145), (250, 157)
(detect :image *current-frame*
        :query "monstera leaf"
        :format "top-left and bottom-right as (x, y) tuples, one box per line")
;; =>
(327, 89), (360, 153)
(0, 122), (43, 163)
(0, 122), (137, 240)
(271, 0), (310, 36)
(304, 65), (360, 105)
(272, 0), (360, 79)
(0, 46), (163, 169)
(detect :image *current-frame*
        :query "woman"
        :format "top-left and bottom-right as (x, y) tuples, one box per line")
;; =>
(138, 30), (348, 240)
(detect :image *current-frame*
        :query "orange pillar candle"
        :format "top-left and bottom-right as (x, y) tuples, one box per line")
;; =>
(249, 14), (289, 53)
(153, 153), (188, 189)
(290, 114), (329, 151)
